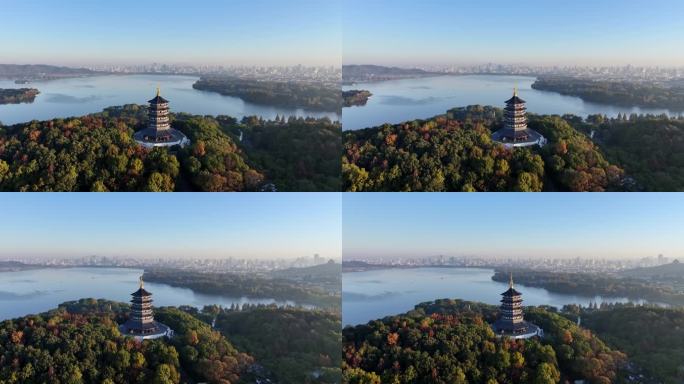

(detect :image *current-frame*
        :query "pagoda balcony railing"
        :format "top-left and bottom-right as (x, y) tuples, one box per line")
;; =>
(502, 315), (524, 321)
(507, 124), (527, 130)
(500, 305), (523, 310)
(505, 108), (526, 113)
(131, 315), (154, 321)
(136, 310), (154, 315)
(132, 297), (153, 302)
(504, 113), (526, 118)
(504, 117), (527, 122)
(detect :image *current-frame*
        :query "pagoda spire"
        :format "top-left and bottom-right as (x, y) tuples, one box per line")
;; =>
(509, 272), (514, 288)
(156, 86), (160, 97)
(513, 87), (518, 97)
(139, 275), (144, 289)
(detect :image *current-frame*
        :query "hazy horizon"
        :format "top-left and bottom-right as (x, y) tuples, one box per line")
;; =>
(0, 0), (341, 67)
(344, 0), (684, 67)
(0, 194), (342, 260)
(342, 62), (684, 70)
(343, 193), (684, 260)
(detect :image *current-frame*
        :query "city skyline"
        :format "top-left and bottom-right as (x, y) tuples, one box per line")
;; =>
(0, 0), (341, 66)
(343, 193), (684, 260)
(343, 0), (684, 67)
(0, 193), (342, 260)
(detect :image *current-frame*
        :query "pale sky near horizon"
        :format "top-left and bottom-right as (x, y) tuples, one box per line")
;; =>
(0, 0), (341, 66)
(343, 193), (684, 260)
(344, 0), (684, 67)
(0, 194), (342, 260)
(3, 0), (682, 68)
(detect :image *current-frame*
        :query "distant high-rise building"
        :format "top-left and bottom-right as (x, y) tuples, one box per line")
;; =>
(491, 89), (546, 147)
(133, 88), (190, 148)
(119, 276), (173, 340)
(491, 273), (543, 339)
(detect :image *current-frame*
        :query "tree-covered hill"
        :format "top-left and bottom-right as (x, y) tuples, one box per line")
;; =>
(531, 76), (684, 110)
(192, 305), (342, 384)
(0, 104), (340, 191)
(229, 115), (341, 191)
(342, 105), (623, 192)
(0, 299), (253, 384)
(344, 104), (684, 191)
(569, 304), (684, 384)
(491, 269), (684, 307)
(193, 76), (341, 113)
(580, 116), (684, 191)
(142, 268), (341, 310)
(620, 260), (684, 281)
(342, 299), (626, 384)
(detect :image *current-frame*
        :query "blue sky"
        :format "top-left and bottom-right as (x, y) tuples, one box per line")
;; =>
(344, 0), (684, 66)
(343, 193), (684, 260)
(0, 193), (341, 260)
(0, 0), (341, 66)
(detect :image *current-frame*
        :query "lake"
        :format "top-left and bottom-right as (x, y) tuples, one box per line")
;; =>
(343, 267), (650, 325)
(342, 75), (678, 130)
(0, 74), (340, 125)
(0, 267), (302, 320)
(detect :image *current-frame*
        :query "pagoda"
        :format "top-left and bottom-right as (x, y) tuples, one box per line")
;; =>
(491, 88), (546, 147)
(133, 88), (190, 148)
(491, 273), (542, 339)
(119, 275), (173, 340)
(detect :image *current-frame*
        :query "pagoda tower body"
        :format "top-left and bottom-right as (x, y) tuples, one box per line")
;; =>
(491, 274), (542, 339)
(491, 89), (546, 147)
(148, 88), (171, 138)
(504, 89), (528, 135)
(119, 276), (173, 340)
(133, 88), (190, 148)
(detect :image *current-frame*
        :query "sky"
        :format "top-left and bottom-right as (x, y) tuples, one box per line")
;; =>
(343, 0), (684, 67)
(0, 0), (341, 66)
(343, 193), (684, 260)
(0, 193), (341, 260)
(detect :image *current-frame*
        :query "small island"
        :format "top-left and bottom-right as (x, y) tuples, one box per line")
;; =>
(342, 89), (372, 107)
(0, 88), (39, 104)
(192, 75), (341, 112)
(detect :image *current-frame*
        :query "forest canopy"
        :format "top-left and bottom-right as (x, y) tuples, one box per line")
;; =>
(193, 76), (341, 112)
(0, 104), (340, 191)
(342, 299), (626, 384)
(191, 305), (342, 384)
(343, 105), (624, 192)
(0, 299), (253, 384)
(532, 76), (684, 110)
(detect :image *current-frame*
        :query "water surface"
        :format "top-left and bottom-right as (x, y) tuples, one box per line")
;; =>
(0, 74), (339, 125)
(342, 75), (678, 130)
(0, 267), (301, 320)
(343, 267), (649, 325)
